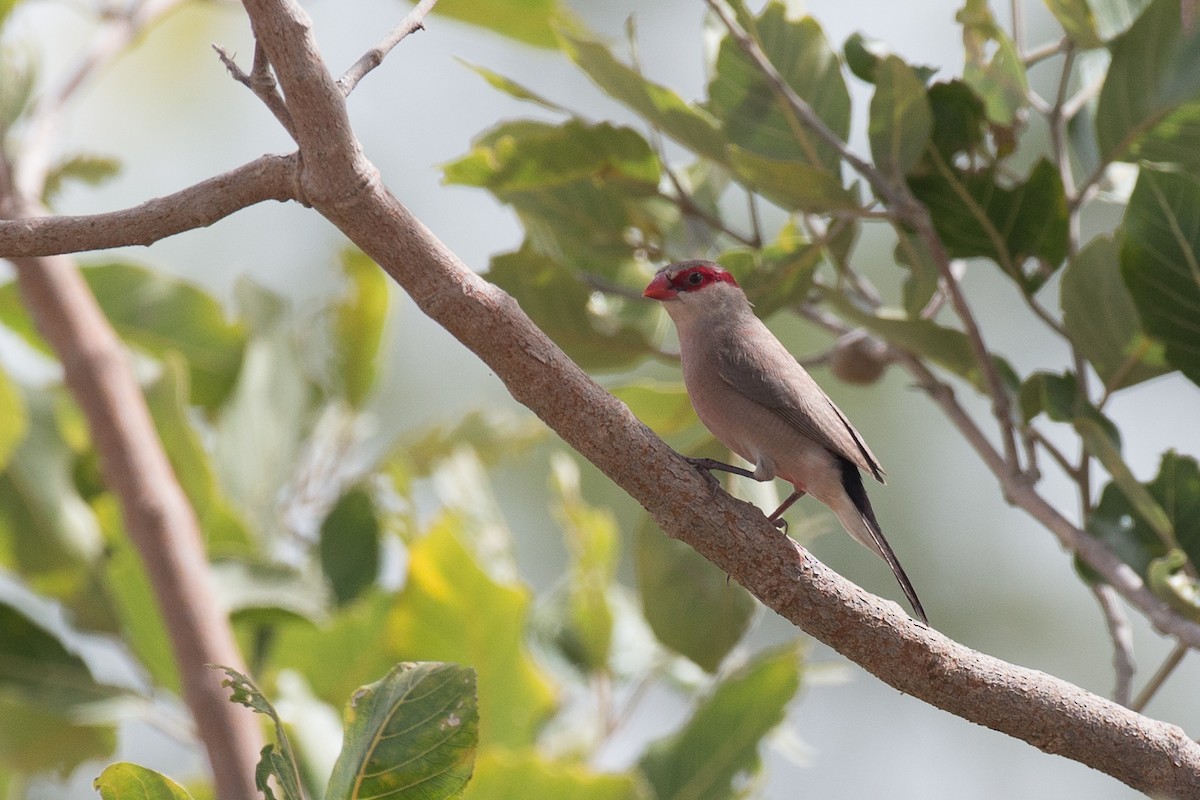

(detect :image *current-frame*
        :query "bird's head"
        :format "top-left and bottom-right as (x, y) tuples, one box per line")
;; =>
(643, 260), (740, 302)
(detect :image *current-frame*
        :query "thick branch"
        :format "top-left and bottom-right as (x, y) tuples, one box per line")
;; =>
(233, 1), (1200, 794)
(0, 154), (298, 257)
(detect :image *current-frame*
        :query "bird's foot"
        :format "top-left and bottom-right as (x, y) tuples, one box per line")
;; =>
(770, 516), (788, 536)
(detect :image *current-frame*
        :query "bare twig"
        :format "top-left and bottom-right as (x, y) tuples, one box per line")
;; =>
(1133, 643), (1190, 714)
(1023, 37), (1069, 67)
(1092, 583), (1137, 707)
(214, 43), (297, 140)
(0, 154), (299, 257)
(704, 0), (1022, 476)
(337, 0), (440, 95)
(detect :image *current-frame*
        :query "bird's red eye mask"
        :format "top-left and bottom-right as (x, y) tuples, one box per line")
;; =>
(644, 261), (738, 299)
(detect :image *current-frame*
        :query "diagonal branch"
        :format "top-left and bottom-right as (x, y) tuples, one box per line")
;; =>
(229, 1), (1200, 794)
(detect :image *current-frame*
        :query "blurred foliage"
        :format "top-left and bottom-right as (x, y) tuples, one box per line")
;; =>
(3, 0), (1200, 797)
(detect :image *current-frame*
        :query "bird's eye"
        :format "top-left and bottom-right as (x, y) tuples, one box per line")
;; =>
(686, 271), (704, 285)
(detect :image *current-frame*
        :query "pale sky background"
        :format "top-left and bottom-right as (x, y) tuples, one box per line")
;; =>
(5, 1), (1198, 798)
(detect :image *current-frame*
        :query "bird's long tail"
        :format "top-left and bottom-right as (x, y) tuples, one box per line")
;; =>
(835, 459), (928, 625)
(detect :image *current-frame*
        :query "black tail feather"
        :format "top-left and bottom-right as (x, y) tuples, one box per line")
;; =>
(839, 459), (928, 625)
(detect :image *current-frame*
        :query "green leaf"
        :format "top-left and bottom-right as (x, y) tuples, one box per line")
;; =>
(1076, 416), (1174, 547)
(1019, 371), (1122, 442)
(401, 411), (546, 478)
(1090, 0), (1153, 39)
(1083, 451), (1200, 582)
(548, 455), (616, 672)
(94, 763), (194, 800)
(445, 119), (666, 277)
(42, 154), (120, 207)
(925, 80), (989, 159)
(0, 365), (27, 472)
(0, 694), (115, 775)
(908, 158), (1069, 288)
(1148, 549), (1200, 621)
(0, 42), (36, 130)
(144, 353), (253, 555)
(869, 56), (934, 178)
(215, 559), (332, 627)
(97, 496), (179, 693)
(613, 381), (698, 438)
(824, 295), (1018, 394)
(726, 146), (857, 213)
(718, 222), (822, 316)
(843, 32), (937, 84)
(636, 517), (756, 673)
(320, 486), (381, 607)
(84, 263), (246, 410)
(707, 5), (850, 171)
(1120, 167), (1200, 386)
(459, 60), (569, 114)
(1095, 0), (1200, 165)
(1061, 235), (1168, 390)
(1045, 0), (1105, 48)
(895, 231), (940, 316)
(325, 662), (478, 800)
(333, 248), (389, 408)
(385, 521), (556, 748)
(559, 31), (727, 163)
(486, 246), (655, 372)
(638, 643), (802, 800)
(463, 750), (647, 800)
(219, 666), (305, 800)
(425, 0), (565, 49)
(958, 0), (1029, 126)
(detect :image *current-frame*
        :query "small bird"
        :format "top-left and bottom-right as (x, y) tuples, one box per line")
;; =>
(643, 259), (927, 624)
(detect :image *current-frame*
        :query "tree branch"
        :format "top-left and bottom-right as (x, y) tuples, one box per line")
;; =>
(225, 1), (1200, 794)
(337, 0), (440, 95)
(0, 154), (298, 257)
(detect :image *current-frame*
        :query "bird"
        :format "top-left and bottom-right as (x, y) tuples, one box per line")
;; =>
(643, 259), (927, 624)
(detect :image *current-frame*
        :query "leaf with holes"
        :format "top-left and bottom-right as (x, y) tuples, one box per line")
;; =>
(325, 662), (478, 800)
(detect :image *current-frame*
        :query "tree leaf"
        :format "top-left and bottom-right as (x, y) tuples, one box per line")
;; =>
(0, 365), (27, 472)
(463, 750), (647, 800)
(1095, 0), (1200, 166)
(558, 31), (727, 163)
(925, 80), (989, 159)
(325, 662), (478, 800)
(458, 60), (569, 114)
(707, 5), (849, 172)
(424, 0), (565, 49)
(869, 56), (934, 178)
(547, 455), (616, 673)
(83, 263), (246, 411)
(1090, 0), (1153, 40)
(214, 558), (332, 627)
(638, 643), (802, 800)
(94, 763), (194, 800)
(613, 381), (698, 439)
(958, 0), (1029, 127)
(144, 353), (253, 555)
(1120, 167), (1200, 386)
(636, 516), (756, 673)
(385, 520), (556, 748)
(42, 154), (120, 207)
(843, 32), (938, 84)
(718, 221), (822, 316)
(908, 158), (1069, 288)
(332, 247), (389, 408)
(1061, 235), (1168, 390)
(486, 245), (655, 373)
(320, 486), (381, 607)
(726, 145), (857, 212)
(219, 666), (305, 800)
(1045, 0), (1105, 48)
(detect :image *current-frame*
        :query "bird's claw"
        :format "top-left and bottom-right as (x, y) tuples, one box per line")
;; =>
(770, 516), (788, 535)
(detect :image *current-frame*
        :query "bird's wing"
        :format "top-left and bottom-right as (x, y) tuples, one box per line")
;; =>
(714, 329), (886, 483)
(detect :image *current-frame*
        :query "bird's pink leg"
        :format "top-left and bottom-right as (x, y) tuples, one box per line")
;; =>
(768, 489), (806, 534)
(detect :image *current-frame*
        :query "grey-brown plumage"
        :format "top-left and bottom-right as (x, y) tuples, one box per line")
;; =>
(644, 259), (926, 624)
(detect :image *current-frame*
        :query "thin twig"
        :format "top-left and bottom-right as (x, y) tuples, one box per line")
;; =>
(1023, 36), (1069, 67)
(337, 0), (440, 95)
(658, 173), (758, 247)
(1092, 584), (1137, 706)
(1132, 643), (1189, 713)
(214, 43), (298, 140)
